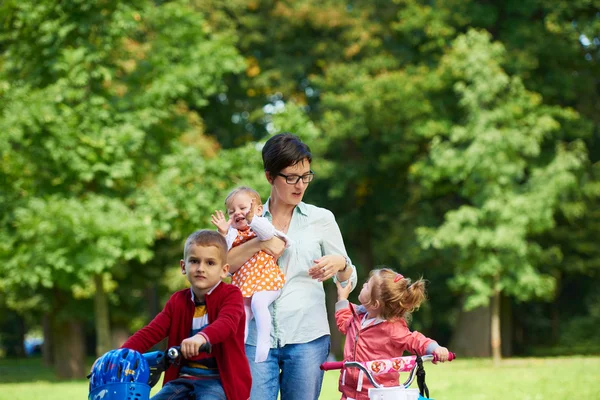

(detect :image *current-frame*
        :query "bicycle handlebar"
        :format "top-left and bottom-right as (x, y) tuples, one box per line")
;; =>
(145, 343), (211, 365)
(144, 344), (211, 387)
(320, 352), (455, 371)
(320, 352), (456, 389)
(320, 361), (345, 371)
(89, 343), (212, 389)
(167, 343), (211, 359)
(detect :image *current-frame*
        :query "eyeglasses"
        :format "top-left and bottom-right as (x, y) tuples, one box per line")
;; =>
(277, 170), (315, 185)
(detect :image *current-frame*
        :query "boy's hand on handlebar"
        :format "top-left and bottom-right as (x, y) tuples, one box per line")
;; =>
(432, 346), (450, 363)
(335, 280), (353, 301)
(181, 335), (207, 359)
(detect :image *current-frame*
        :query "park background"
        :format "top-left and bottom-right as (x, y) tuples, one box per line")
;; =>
(0, 0), (599, 398)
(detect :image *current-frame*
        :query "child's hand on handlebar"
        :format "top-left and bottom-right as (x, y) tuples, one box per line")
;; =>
(432, 346), (450, 363)
(180, 334), (207, 358)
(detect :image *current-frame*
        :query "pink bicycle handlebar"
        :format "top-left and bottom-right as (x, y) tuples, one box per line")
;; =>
(319, 352), (456, 371)
(319, 352), (456, 389)
(320, 361), (344, 371)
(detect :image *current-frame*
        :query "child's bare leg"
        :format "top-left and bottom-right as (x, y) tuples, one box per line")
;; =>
(244, 297), (253, 343)
(251, 290), (280, 363)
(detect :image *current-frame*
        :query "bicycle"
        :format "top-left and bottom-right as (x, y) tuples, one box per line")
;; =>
(88, 344), (209, 400)
(320, 352), (456, 400)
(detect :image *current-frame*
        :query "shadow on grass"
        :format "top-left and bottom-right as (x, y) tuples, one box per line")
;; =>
(0, 356), (90, 384)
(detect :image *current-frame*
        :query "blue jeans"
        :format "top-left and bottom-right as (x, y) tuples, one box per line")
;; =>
(151, 378), (226, 400)
(245, 335), (330, 400)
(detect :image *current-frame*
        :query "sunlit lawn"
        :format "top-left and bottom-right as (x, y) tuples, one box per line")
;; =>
(1, 356), (599, 400)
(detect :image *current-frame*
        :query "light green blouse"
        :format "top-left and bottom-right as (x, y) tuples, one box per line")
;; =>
(246, 200), (358, 347)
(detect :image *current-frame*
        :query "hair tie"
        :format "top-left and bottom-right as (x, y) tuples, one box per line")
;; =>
(393, 273), (404, 283)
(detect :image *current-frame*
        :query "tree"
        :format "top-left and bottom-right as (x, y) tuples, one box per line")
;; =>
(202, 0), (599, 357)
(0, 0), (243, 377)
(414, 29), (587, 363)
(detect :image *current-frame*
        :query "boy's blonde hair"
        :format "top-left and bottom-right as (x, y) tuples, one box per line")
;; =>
(224, 186), (262, 209)
(365, 267), (427, 321)
(183, 230), (227, 264)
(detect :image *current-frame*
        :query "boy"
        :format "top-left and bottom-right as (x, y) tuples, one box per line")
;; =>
(121, 230), (251, 400)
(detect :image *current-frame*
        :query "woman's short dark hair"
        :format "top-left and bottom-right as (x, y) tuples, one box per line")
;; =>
(262, 133), (312, 176)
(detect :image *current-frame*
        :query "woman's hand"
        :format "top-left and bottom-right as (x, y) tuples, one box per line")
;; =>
(261, 236), (286, 260)
(335, 280), (353, 301)
(308, 254), (346, 282)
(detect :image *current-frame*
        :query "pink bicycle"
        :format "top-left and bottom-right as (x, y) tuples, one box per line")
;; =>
(320, 352), (456, 400)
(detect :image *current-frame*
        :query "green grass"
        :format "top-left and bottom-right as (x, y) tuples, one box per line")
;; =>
(1, 356), (599, 400)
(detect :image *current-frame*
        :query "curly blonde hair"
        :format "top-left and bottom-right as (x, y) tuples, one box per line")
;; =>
(363, 267), (427, 321)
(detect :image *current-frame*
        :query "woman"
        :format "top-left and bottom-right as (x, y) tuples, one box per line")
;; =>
(228, 132), (357, 400)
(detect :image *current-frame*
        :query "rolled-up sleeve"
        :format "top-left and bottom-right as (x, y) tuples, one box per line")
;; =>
(224, 227), (238, 250)
(249, 216), (276, 241)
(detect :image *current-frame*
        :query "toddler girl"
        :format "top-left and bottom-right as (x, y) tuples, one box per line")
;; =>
(335, 268), (450, 400)
(211, 186), (288, 363)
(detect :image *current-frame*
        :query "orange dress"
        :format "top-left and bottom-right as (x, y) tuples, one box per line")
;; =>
(230, 228), (285, 297)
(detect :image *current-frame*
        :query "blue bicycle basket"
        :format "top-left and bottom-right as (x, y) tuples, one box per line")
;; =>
(89, 348), (151, 400)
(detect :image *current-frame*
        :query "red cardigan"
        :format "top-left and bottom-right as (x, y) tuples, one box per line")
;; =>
(121, 282), (251, 400)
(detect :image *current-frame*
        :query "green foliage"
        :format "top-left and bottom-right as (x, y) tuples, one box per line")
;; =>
(137, 140), (268, 246)
(0, 195), (152, 296)
(0, 0), (598, 358)
(0, 0), (244, 315)
(414, 30), (587, 309)
(0, 0), (244, 196)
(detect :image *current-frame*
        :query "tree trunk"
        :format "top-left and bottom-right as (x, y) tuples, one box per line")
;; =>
(491, 287), (502, 365)
(327, 282), (343, 359)
(42, 313), (54, 367)
(551, 270), (562, 344)
(145, 283), (160, 320)
(52, 318), (86, 379)
(449, 300), (491, 357)
(1, 310), (26, 357)
(111, 325), (131, 348)
(357, 234), (374, 282)
(94, 273), (112, 357)
(16, 314), (26, 357)
(501, 295), (512, 357)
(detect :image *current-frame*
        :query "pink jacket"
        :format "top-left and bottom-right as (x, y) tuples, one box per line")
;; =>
(335, 301), (438, 400)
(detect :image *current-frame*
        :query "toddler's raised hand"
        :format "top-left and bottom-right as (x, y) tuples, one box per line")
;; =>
(335, 280), (353, 302)
(432, 346), (449, 363)
(211, 210), (231, 235)
(245, 199), (255, 224)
